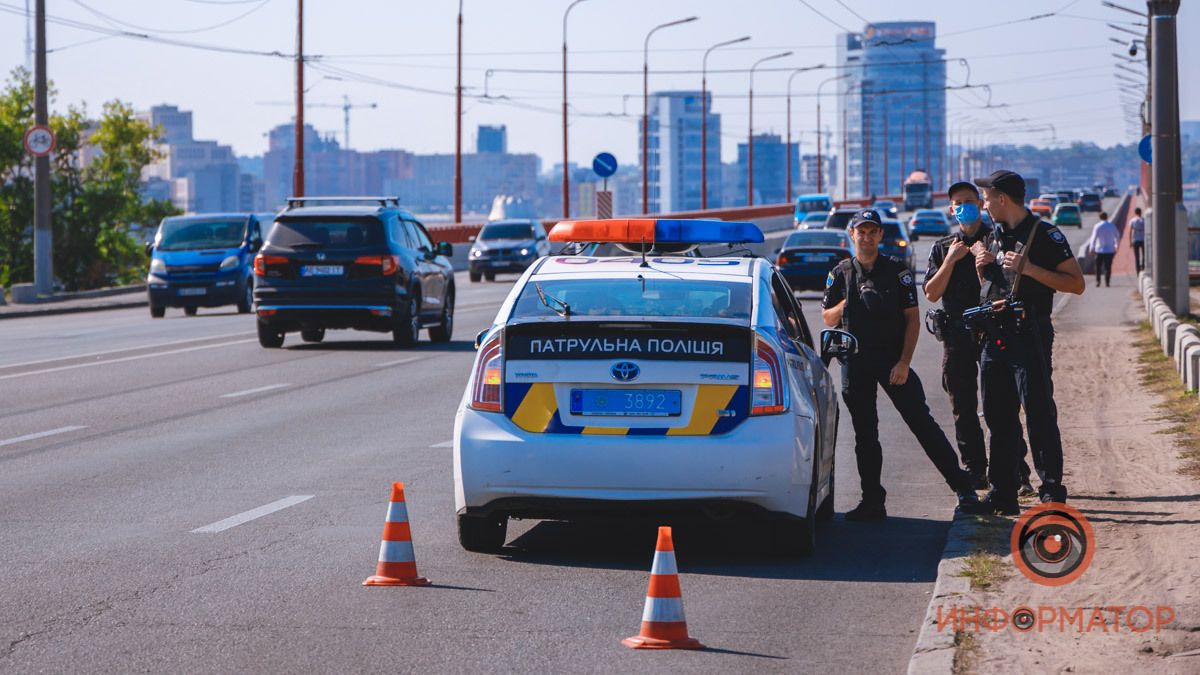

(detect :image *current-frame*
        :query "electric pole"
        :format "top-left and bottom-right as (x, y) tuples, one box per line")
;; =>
(293, 0), (305, 198)
(32, 0), (51, 296)
(1148, 0), (1186, 313)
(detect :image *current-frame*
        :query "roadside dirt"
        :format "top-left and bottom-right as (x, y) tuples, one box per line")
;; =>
(960, 280), (1200, 673)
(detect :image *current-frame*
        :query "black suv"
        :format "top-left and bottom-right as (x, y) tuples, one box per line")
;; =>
(252, 197), (455, 348)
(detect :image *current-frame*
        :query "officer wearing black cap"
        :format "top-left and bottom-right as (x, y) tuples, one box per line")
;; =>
(822, 209), (981, 521)
(972, 170), (1085, 514)
(925, 182), (1036, 495)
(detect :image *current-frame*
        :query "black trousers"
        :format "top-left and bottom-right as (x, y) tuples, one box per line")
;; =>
(1132, 241), (1145, 273)
(842, 357), (971, 505)
(980, 317), (1067, 501)
(1095, 253), (1114, 285)
(941, 329), (987, 477)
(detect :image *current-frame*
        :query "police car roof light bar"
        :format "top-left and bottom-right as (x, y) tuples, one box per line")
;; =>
(547, 218), (764, 245)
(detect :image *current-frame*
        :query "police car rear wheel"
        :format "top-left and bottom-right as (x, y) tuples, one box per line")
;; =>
(816, 457), (835, 522)
(457, 513), (506, 552)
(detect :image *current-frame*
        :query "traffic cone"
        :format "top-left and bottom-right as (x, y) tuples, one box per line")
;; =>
(622, 526), (703, 650)
(363, 482), (430, 587)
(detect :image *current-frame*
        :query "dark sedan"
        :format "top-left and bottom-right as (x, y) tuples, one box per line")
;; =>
(776, 229), (854, 292)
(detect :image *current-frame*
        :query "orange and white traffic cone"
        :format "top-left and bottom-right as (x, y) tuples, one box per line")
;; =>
(363, 482), (430, 587)
(622, 526), (703, 650)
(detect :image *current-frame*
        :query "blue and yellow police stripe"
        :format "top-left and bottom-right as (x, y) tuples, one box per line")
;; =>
(503, 383), (749, 436)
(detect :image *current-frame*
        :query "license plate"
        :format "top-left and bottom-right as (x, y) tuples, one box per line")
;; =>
(301, 265), (343, 277)
(801, 254), (833, 263)
(569, 389), (682, 417)
(178, 287), (206, 296)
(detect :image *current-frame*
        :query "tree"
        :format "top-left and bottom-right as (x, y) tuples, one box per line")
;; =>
(0, 68), (179, 292)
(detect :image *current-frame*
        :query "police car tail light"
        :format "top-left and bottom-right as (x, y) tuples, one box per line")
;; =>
(751, 337), (788, 416)
(470, 334), (503, 413)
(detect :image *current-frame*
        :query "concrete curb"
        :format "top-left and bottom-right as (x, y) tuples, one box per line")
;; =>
(1161, 317), (1181, 356)
(1185, 343), (1200, 392)
(907, 511), (976, 674)
(0, 297), (147, 319)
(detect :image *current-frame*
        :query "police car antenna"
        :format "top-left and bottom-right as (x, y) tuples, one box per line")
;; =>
(640, 237), (649, 268)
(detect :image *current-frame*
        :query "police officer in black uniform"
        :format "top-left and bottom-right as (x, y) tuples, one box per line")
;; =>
(925, 182), (1036, 495)
(822, 209), (982, 521)
(972, 170), (1085, 514)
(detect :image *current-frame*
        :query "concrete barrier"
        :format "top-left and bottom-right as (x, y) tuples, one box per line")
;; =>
(1161, 317), (1181, 355)
(1186, 344), (1200, 392)
(1175, 325), (1200, 370)
(1152, 304), (1172, 338)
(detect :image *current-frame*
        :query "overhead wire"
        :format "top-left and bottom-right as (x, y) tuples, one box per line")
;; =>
(68, 0), (273, 35)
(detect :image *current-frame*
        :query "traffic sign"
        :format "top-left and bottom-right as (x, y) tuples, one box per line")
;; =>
(1139, 134), (1152, 164)
(23, 125), (55, 157)
(592, 152), (617, 178)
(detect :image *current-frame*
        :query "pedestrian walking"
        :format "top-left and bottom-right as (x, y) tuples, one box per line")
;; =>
(1130, 207), (1146, 273)
(972, 170), (1085, 514)
(1087, 211), (1119, 287)
(924, 181), (1035, 495)
(822, 209), (983, 521)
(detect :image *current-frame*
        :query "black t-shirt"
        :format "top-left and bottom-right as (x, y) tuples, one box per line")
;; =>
(926, 227), (992, 316)
(980, 211), (1075, 314)
(823, 255), (918, 359)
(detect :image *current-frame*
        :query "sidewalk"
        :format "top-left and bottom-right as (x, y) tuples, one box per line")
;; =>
(0, 285), (146, 319)
(914, 272), (1200, 672)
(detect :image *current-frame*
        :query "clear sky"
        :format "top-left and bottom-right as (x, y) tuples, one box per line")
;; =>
(0, 0), (1195, 169)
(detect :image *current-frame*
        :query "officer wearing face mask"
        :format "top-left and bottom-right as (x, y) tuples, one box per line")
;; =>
(822, 209), (982, 521)
(924, 182), (1035, 496)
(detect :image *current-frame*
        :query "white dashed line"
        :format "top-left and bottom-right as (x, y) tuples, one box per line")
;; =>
(0, 426), (87, 448)
(429, 440), (453, 448)
(191, 495), (314, 533)
(220, 383), (290, 398)
(376, 356), (422, 368)
(0, 339), (257, 381)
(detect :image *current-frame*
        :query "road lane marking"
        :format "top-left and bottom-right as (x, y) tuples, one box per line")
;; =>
(0, 339), (257, 381)
(430, 440), (453, 448)
(191, 495), (314, 533)
(0, 331), (254, 370)
(376, 356), (421, 368)
(220, 383), (290, 398)
(0, 425), (87, 448)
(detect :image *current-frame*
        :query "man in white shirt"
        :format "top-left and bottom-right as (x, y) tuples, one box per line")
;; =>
(1087, 210), (1120, 287)
(1129, 207), (1146, 273)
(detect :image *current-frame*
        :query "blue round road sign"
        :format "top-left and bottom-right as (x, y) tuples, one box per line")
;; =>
(1139, 134), (1152, 164)
(592, 152), (617, 178)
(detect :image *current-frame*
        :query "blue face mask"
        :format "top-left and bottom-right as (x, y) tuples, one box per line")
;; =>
(953, 203), (980, 225)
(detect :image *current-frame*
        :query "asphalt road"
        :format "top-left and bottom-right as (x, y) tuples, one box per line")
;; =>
(0, 206), (1106, 673)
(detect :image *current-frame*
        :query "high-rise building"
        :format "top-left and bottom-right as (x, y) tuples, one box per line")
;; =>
(643, 91), (721, 213)
(735, 134), (798, 206)
(141, 104), (258, 213)
(838, 22), (946, 198)
(477, 125), (507, 154)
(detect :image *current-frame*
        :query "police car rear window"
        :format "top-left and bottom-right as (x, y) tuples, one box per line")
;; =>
(268, 217), (384, 250)
(512, 278), (751, 320)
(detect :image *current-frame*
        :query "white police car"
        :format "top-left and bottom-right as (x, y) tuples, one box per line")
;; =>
(453, 219), (849, 555)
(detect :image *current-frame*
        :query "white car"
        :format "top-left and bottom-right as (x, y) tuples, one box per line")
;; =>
(453, 219), (846, 556)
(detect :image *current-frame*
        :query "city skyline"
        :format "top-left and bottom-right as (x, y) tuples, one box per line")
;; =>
(1, 0), (1195, 174)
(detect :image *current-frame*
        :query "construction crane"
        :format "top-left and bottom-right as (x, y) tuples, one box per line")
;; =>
(256, 96), (378, 150)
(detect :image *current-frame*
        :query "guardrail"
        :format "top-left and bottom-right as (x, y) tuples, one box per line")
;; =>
(424, 191), (947, 244)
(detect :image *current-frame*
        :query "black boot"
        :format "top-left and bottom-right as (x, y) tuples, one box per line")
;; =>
(977, 489), (1021, 516)
(845, 500), (887, 521)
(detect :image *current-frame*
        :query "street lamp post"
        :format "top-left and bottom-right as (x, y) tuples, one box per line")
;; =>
(454, 0), (463, 223)
(747, 51), (791, 206)
(561, 0), (589, 219)
(643, 16), (698, 215)
(785, 65), (821, 203)
(293, 0), (304, 199)
(815, 73), (848, 195)
(702, 35), (750, 210)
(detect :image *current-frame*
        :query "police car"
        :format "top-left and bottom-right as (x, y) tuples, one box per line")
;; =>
(453, 219), (849, 556)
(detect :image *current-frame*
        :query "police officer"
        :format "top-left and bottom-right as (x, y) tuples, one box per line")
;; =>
(822, 209), (982, 521)
(972, 170), (1085, 514)
(924, 182), (1036, 496)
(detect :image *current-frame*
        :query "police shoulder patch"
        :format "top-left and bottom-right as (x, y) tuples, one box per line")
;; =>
(1047, 226), (1066, 243)
(899, 270), (914, 286)
(825, 270), (836, 287)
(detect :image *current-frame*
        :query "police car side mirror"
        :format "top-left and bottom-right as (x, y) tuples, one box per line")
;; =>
(820, 329), (858, 364)
(474, 328), (490, 350)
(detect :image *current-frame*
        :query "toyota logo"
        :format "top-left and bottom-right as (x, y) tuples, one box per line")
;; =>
(611, 361), (640, 382)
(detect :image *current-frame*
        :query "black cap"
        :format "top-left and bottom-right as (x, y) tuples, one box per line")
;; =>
(848, 208), (883, 229)
(974, 170), (1025, 202)
(947, 181), (979, 199)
